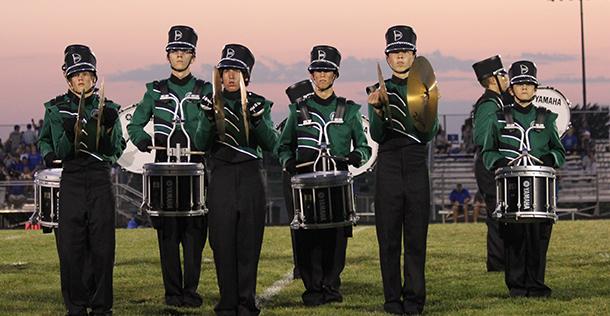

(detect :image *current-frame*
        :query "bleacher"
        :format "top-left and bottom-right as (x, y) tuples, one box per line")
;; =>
(430, 141), (610, 213)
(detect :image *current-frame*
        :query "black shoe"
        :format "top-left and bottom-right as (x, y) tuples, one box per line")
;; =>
(182, 292), (203, 308)
(293, 267), (301, 280)
(509, 288), (528, 297)
(383, 301), (404, 315)
(323, 286), (343, 304)
(165, 295), (183, 307)
(302, 290), (325, 306)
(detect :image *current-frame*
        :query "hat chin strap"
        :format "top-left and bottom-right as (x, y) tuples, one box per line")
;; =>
(514, 94), (535, 104)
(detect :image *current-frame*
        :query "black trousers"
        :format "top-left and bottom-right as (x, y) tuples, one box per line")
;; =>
(294, 227), (348, 304)
(58, 162), (115, 315)
(151, 216), (208, 304)
(374, 144), (429, 314)
(502, 222), (553, 296)
(474, 154), (505, 271)
(208, 159), (266, 316)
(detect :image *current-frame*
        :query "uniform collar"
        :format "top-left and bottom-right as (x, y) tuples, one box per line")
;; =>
(169, 73), (193, 86)
(67, 90), (95, 105)
(514, 103), (534, 114)
(222, 89), (241, 100)
(391, 75), (408, 85)
(313, 93), (336, 106)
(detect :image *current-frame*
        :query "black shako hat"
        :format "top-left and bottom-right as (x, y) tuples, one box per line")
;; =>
(62, 44), (97, 78)
(166, 25), (197, 52)
(472, 55), (507, 82)
(509, 60), (539, 86)
(385, 25), (417, 54)
(217, 44), (255, 83)
(308, 45), (341, 77)
(285, 79), (315, 104)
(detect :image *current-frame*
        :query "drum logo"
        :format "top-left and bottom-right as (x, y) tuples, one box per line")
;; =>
(165, 180), (174, 208)
(523, 180), (531, 210)
(535, 95), (562, 106)
(317, 191), (328, 221)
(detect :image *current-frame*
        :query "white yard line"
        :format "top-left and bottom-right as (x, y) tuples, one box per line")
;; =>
(256, 226), (371, 306)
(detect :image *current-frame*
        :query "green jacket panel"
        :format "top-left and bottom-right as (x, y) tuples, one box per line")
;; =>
(473, 90), (504, 148)
(127, 77), (212, 151)
(38, 92), (125, 163)
(275, 96), (372, 168)
(367, 78), (438, 144)
(195, 91), (279, 162)
(482, 104), (566, 170)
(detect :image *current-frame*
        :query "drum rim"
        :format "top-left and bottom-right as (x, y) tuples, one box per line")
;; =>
(291, 170), (352, 186)
(143, 162), (205, 173)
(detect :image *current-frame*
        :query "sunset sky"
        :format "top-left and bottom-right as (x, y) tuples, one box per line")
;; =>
(1, 0), (609, 139)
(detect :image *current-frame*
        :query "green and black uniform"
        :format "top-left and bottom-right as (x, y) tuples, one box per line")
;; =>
(127, 74), (212, 307)
(276, 93), (371, 305)
(472, 89), (505, 271)
(195, 89), (278, 315)
(368, 75), (438, 314)
(38, 90), (125, 315)
(482, 102), (565, 297)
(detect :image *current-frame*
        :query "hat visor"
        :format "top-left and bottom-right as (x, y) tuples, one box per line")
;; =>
(65, 64), (96, 78)
(217, 59), (249, 73)
(385, 42), (416, 54)
(510, 76), (538, 86)
(165, 43), (195, 52)
(307, 60), (338, 73)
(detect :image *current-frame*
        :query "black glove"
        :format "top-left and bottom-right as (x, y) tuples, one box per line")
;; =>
(62, 117), (77, 141)
(347, 151), (362, 166)
(44, 153), (58, 168)
(284, 158), (297, 175)
(494, 159), (509, 170)
(200, 93), (215, 121)
(135, 139), (152, 153)
(540, 154), (555, 167)
(247, 100), (265, 124)
(101, 108), (119, 128)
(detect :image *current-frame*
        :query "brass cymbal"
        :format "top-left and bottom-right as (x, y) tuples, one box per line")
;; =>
(407, 56), (439, 133)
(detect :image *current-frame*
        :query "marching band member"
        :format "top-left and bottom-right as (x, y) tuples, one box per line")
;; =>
(38, 44), (125, 316)
(275, 45), (371, 306)
(195, 43), (279, 315)
(367, 25), (439, 315)
(471, 55), (510, 271)
(482, 60), (565, 297)
(127, 25), (211, 308)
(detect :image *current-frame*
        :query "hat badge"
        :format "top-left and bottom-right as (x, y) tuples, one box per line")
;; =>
(72, 53), (81, 64)
(226, 48), (235, 58)
(393, 30), (403, 41)
(317, 50), (326, 60)
(520, 64), (529, 75)
(174, 30), (183, 41)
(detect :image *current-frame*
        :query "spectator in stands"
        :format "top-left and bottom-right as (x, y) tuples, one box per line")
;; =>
(579, 130), (594, 157)
(472, 192), (485, 224)
(8, 125), (23, 155)
(561, 127), (578, 155)
(7, 179), (26, 209)
(31, 118), (44, 136)
(22, 124), (37, 146)
(0, 162), (7, 208)
(462, 122), (475, 154)
(582, 149), (596, 175)
(449, 183), (472, 223)
(27, 144), (43, 172)
(435, 125), (450, 154)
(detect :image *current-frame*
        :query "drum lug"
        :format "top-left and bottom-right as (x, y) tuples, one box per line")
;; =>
(290, 214), (302, 230)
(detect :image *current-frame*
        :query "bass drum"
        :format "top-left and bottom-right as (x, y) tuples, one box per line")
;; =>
(535, 86), (571, 137)
(275, 115), (378, 177)
(117, 104), (155, 174)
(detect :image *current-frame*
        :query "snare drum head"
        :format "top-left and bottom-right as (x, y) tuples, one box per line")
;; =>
(349, 116), (378, 177)
(117, 104), (155, 174)
(35, 168), (62, 182)
(535, 87), (571, 137)
(292, 170), (351, 186)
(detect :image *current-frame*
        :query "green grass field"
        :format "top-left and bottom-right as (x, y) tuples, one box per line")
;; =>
(1, 220), (609, 315)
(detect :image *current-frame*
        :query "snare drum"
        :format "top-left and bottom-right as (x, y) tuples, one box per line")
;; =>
(34, 168), (62, 229)
(142, 162), (206, 217)
(494, 165), (557, 223)
(291, 171), (358, 229)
